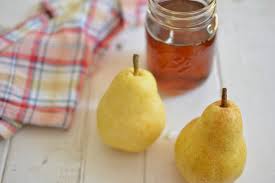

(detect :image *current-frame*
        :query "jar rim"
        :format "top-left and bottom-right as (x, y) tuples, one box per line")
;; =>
(150, 0), (216, 16)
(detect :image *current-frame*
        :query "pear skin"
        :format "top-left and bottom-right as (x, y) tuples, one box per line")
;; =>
(97, 55), (166, 153)
(175, 89), (247, 183)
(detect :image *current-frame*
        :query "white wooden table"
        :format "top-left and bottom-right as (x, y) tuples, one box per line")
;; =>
(0, 0), (274, 182)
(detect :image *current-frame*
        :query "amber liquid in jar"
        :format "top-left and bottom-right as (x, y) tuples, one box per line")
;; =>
(146, 0), (216, 95)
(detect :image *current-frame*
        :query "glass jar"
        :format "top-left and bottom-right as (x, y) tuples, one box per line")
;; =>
(145, 0), (218, 95)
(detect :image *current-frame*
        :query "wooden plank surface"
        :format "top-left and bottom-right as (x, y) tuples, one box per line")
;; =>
(0, 141), (10, 182)
(83, 27), (220, 183)
(217, 0), (275, 182)
(2, 77), (91, 183)
(145, 59), (221, 183)
(0, 1), (40, 182)
(83, 28), (146, 183)
(0, 0), (275, 183)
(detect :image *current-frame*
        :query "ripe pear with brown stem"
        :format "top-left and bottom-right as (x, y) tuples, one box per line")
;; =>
(97, 54), (166, 153)
(175, 88), (247, 183)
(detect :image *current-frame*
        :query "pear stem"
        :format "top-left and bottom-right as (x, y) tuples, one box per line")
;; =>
(220, 88), (228, 108)
(133, 54), (139, 76)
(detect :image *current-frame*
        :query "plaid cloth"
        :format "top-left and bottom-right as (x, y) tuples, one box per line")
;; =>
(0, 0), (124, 139)
(0, 0), (147, 139)
(120, 0), (147, 26)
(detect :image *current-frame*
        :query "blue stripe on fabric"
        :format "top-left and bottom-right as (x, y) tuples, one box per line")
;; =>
(0, 44), (20, 116)
(5, 19), (43, 42)
(0, 58), (84, 74)
(27, 20), (52, 124)
(61, 2), (87, 128)
(86, 0), (120, 34)
(53, 18), (87, 30)
(22, 29), (43, 124)
(0, 88), (76, 103)
(91, 18), (119, 50)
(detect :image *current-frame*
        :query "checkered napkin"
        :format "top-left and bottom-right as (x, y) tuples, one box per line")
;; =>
(120, 0), (147, 26)
(0, 0), (124, 139)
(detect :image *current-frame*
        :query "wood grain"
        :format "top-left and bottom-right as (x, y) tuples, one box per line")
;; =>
(0, 1), (40, 182)
(0, 140), (10, 182)
(1, 78), (92, 183)
(145, 59), (221, 183)
(0, 0), (275, 182)
(217, 0), (275, 182)
(82, 28), (146, 183)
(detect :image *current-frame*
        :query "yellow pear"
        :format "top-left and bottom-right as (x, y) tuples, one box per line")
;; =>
(97, 54), (166, 153)
(175, 88), (246, 183)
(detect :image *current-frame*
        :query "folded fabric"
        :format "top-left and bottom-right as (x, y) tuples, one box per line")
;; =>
(0, 0), (124, 139)
(120, 0), (147, 26)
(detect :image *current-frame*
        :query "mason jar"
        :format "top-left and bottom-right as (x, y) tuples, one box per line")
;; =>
(145, 0), (218, 95)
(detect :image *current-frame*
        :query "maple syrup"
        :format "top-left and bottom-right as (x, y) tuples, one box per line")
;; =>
(146, 0), (217, 95)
